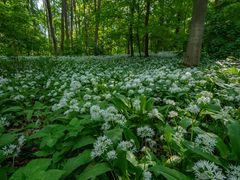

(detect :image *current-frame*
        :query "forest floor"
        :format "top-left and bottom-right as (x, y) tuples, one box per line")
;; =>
(0, 55), (240, 179)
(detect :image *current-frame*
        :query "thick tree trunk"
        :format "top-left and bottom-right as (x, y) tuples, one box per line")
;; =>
(45, 0), (58, 55)
(183, 0), (208, 67)
(94, 0), (101, 55)
(144, 0), (150, 57)
(136, 0), (141, 57)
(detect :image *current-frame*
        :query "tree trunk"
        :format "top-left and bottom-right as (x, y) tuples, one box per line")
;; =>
(70, 0), (74, 50)
(144, 0), (150, 57)
(94, 0), (101, 55)
(45, 0), (58, 55)
(129, 0), (135, 57)
(64, 0), (69, 50)
(83, 0), (89, 55)
(61, 0), (65, 54)
(183, 0), (208, 67)
(136, 0), (141, 57)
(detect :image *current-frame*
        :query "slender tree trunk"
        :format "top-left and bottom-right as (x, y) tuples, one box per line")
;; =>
(183, 0), (208, 67)
(45, 0), (58, 55)
(144, 0), (150, 57)
(136, 0), (141, 57)
(70, 0), (74, 50)
(94, 0), (101, 55)
(83, 0), (89, 55)
(61, 0), (65, 54)
(64, 0), (69, 50)
(129, 0), (135, 57)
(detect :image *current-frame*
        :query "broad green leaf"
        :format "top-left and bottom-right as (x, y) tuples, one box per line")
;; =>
(227, 121), (240, 160)
(1, 106), (23, 114)
(73, 136), (95, 150)
(105, 128), (123, 143)
(41, 169), (65, 180)
(77, 163), (111, 180)
(0, 133), (16, 148)
(63, 150), (92, 177)
(10, 159), (52, 180)
(150, 164), (189, 180)
(182, 141), (223, 166)
(123, 127), (140, 148)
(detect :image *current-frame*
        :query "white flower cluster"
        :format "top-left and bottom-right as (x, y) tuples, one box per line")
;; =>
(173, 126), (187, 142)
(226, 164), (240, 180)
(143, 171), (152, 180)
(118, 139), (136, 153)
(137, 126), (155, 138)
(197, 91), (213, 105)
(90, 105), (127, 129)
(133, 99), (141, 111)
(106, 150), (117, 160)
(195, 134), (216, 154)
(91, 135), (113, 158)
(164, 99), (176, 106)
(193, 160), (226, 180)
(64, 99), (80, 115)
(2, 135), (26, 157)
(168, 111), (178, 118)
(0, 116), (10, 127)
(186, 104), (200, 114)
(148, 108), (161, 119)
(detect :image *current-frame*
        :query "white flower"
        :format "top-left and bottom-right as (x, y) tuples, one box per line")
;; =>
(186, 104), (200, 114)
(148, 108), (160, 119)
(137, 126), (155, 138)
(173, 126), (187, 142)
(197, 96), (211, 104)
(193, 160), (226, 180)
(101, 122), (111, 131)
(91, 136), (113, 158)
(90, 105), (101, 120)
(106, 150), (117, 160)
(195, 134), (216, 154)
(143, 171), (152, 180)
(226, 164), (240, 180)
(165, 99), (176, 106)
(168, 111), (178, 118)
(118, 140), (136, 152)
(133, 99), (141, 111)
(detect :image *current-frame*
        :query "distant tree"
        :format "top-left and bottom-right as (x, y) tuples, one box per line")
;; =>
(183, 0), (208, 66)
(45, 0), (58, 55)
(144, 0), (150, 57)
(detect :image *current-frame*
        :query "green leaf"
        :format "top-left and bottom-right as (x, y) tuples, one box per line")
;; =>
(0, 133), (16, 148)
(182, 141), (223, 166)
(10, 159), (52, 180)
(112, 94), (130, 112)
(227, 121), (240, 160)
(73, 136), (95, 150)
(77, 163), (111, 180)
(41, 169), (65, 180)
(105, 128), (123, 143)
(1, 106), (23, 114)
(63, 150), (92, 177)
(123, 127), (140, 149)
(150, 164), (189, 180)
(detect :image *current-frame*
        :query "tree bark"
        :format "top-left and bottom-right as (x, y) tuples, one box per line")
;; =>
(94, 0), (101, 55)
(70, 0), (74, 50)
(61, 0), (65, 54)
(144, 0), (150, 57)
(183, 0), (208, 67)
(129, 0), (135, 57)
(45, 0), (58, 55)
(64, 0), (69, 49)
